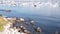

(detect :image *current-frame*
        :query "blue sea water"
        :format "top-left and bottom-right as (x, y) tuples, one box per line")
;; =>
(0, 4), (60, 34)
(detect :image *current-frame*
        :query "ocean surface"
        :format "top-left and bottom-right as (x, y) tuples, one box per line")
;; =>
(0, 4), (60, 34)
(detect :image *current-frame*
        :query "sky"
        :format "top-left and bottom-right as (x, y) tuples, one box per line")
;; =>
(0, 0), (60, 3)
(13, 0), (60, 2)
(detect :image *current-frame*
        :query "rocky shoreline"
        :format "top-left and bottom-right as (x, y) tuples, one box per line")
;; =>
(0, 16), (43, 34)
